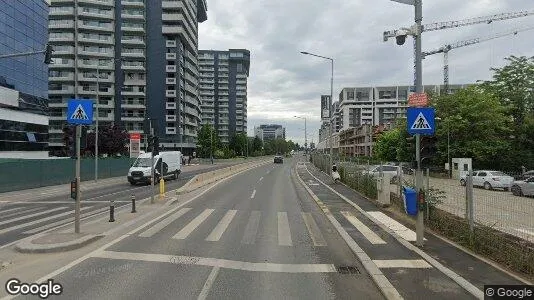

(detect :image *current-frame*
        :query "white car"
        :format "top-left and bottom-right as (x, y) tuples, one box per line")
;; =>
(510, 176), (534, 197)
(460, 170), (514, 191)
(128, 151), (182, 185)
(364, 165), (401, 177)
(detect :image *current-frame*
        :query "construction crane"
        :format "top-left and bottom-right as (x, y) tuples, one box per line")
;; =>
(422, 26), (534, 93)
(383, 10), (534, 40)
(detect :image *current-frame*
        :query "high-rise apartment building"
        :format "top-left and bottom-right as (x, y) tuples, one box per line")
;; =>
(47, 0), (208, 155)
(198, 49), (250, 143)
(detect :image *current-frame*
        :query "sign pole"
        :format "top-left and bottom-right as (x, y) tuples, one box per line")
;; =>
(75, 125), (81, 233)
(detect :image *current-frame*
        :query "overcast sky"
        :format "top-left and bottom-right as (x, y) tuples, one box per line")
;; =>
(198, 0), (534, 146)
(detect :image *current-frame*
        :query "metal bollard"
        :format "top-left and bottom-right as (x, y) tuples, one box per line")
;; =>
(131, 195), (136, 213)
(109, 199), (115, 222)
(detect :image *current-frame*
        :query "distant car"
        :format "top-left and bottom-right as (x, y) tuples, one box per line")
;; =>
(274, 156), (283, 163)
(510, 176), (534, 197)
(460, 170), (514, 191)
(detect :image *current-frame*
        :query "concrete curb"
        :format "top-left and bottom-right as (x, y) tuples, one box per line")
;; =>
(176, 159), (272, 195)
(14, 234), (103, 254)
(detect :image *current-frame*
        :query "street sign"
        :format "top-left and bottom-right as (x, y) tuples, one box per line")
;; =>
(130, 133), (141, 140)
(407, 107), (435, 135)
(67, 99), (93, 125)
(408, 93), (428, 107)
(129, 133), (141, 158)
(321, 95), (331, 121)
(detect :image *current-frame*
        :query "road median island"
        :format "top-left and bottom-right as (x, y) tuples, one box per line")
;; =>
(175, 158), (272, 195)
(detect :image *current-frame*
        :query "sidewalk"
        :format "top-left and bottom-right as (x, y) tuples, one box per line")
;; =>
(302, 163), (531, 297)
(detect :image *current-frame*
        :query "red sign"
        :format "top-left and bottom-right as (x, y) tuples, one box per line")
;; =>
(408, 93), (428, 107)
(130, 133), (141, 140)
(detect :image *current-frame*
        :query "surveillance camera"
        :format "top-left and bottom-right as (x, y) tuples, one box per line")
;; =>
(395, 35), (407, 45)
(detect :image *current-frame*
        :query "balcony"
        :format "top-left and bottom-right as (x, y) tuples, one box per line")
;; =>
(52, 47), (75, 56)
(166, 127), (177, 135)
(121, 100), (145, 109)
(122, 116), (145, 122)
(166, 90), (176, 97)
(78, 49), (114, 58)
(166, 78), (177, 84)
(166, 115), (177, 122)
(121, 64), (145, 71)
(121, 89), (145, 96)
(79, 8), (114, 19)
(123, 78), (146, 86)
(49, 7), (74, 16)
(77, 61), (114, 70)
(121, 51), (145, 58)
(121, 38), (145, 45)
(48, 20), (74, 29)
(79, 86), (115, 96)
(78, 0), (114, 6)
(50, 73), (75, 82)
(48, 86), (75, 95)
(78, 21), (114, 32)
(166, 65), (176, 72)
(78, 35), (113, 45)
(166, 102), (177, 109)
(78, 74), (114, 83)
(121, 0), (144, 7)
(121, 13), (145, 20)
(166, 53), (177, 60)
(121, 25), (145, 33)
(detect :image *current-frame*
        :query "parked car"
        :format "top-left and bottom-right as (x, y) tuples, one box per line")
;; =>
(510, 176), (534, 197)
(460, 170), (514, 191)
(274, 156), (283, 164)
(516, 170), (534, 181)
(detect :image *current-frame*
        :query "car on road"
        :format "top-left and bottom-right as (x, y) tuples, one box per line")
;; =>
(274, 156), (283, 163)
(510, 176), (534, 197)
(460, 170), (514, 191)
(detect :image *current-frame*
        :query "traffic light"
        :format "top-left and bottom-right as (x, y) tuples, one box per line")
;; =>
(62, 126), (75, 158)
(147, 135), (154, 152)
(421, 136), (438, 168)
(153, 136), (160, 155)
(405, 136), (417, 169)
(44, 44), (54, 64)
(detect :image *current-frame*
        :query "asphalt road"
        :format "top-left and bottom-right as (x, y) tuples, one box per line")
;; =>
(0, 163), (244, 248)
(14, 157), (384, 299)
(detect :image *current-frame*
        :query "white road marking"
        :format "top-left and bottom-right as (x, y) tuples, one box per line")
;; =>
(95, 250), (337, 273)
(0, 206), (26, 214)
(277, 212), (293, 246)
(241, 211), (261, 244)
(0, 206), (92, 235)
(25, 207), (109, 235)
(2, 207), (41, 219)
(367, 211), (426, 242)
(1, 201), (132, 204)
(301, 212), (327, 246)
(197, 267), (220, 300)
(373, 259), (432, 269)
(515, 228), (534, 237)
(139, 208), (192, 237)
(259, 177), (263, 182)
(250, 189), (256, 199)
(205, 210), (237, 241)
(340, 211), (386, 245)
(0, 207), (66, 227)
(172, 209), (215, 239)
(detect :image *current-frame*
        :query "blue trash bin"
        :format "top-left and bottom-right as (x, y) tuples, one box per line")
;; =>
(402, 187), (417, 216)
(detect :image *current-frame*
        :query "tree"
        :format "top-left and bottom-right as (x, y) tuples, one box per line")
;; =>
(86, 124), (129, 156)
(252, 136), (263, 152)
(373, 119), (413, 163)
(432, 86), (512, 169)
(480, 55), (534, 127)
(197, 125), (220, 158)
(229, 133), (247, 155)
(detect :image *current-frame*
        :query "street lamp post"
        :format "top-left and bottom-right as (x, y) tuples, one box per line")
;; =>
(95, 61), (100, 182)
(300, 51), (334, 171)
(294, 116), (307, 155)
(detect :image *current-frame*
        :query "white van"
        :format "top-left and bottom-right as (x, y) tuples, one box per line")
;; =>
(128, 151), (182, 185)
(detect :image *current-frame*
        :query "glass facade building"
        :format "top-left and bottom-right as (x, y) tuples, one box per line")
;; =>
(0, 0), (49, 99)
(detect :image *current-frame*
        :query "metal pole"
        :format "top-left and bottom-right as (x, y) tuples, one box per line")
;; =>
(414, 0), (425, 247)
(304, 118), (307, 156)
(75, 125), (81, 233)
(95, 62), (99, 182)
(0, 49), (46, 59)
(150, 124), (155, 204)
(329, 59), (334, 171)
(210, 125), (213, 164)
(447, 128), (451, 178)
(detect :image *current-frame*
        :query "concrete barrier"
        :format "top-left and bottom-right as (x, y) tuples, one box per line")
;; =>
(176, 158), (272, 194)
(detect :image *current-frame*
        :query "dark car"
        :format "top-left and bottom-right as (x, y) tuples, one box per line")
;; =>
(274, 156), (283, 163)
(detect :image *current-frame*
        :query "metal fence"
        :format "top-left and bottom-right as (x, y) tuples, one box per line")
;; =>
(0, 158), (135, 193)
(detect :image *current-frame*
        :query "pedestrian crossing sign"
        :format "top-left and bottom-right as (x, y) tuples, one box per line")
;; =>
(407, 107), (435, 135)
(67, 99), (93, 125)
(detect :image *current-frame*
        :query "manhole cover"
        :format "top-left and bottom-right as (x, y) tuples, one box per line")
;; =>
(336, 266), (360, 274)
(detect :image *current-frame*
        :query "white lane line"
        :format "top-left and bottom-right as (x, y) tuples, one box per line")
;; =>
(301, 212), (327, 247)
(373, 259), (432, 269)
(95, 250), (337, 273)
(0, 206), (93, 235)
(24, 207), (108, 234)
(340, 211), (386, 245)
(515, 228), (534, 237)
(241, 211), (261, 244)
(0, 207), (66, 227)
(2, 207), (42, 219)
(172, 209), (215, 239)
(205, 210), (237, 241)
(277, 212), (293, 246)
(197, 267), (220, 300)
(258, 177), (263, 182)
(139, 208), (192, 238)
(0, 206), (26, 214)
(250, 189), (256, 199)
(367, 211), (426, 242)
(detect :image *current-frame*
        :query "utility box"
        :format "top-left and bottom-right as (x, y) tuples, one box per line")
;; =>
(377, 173), (392, 206)
(451, 158), (472, 180)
